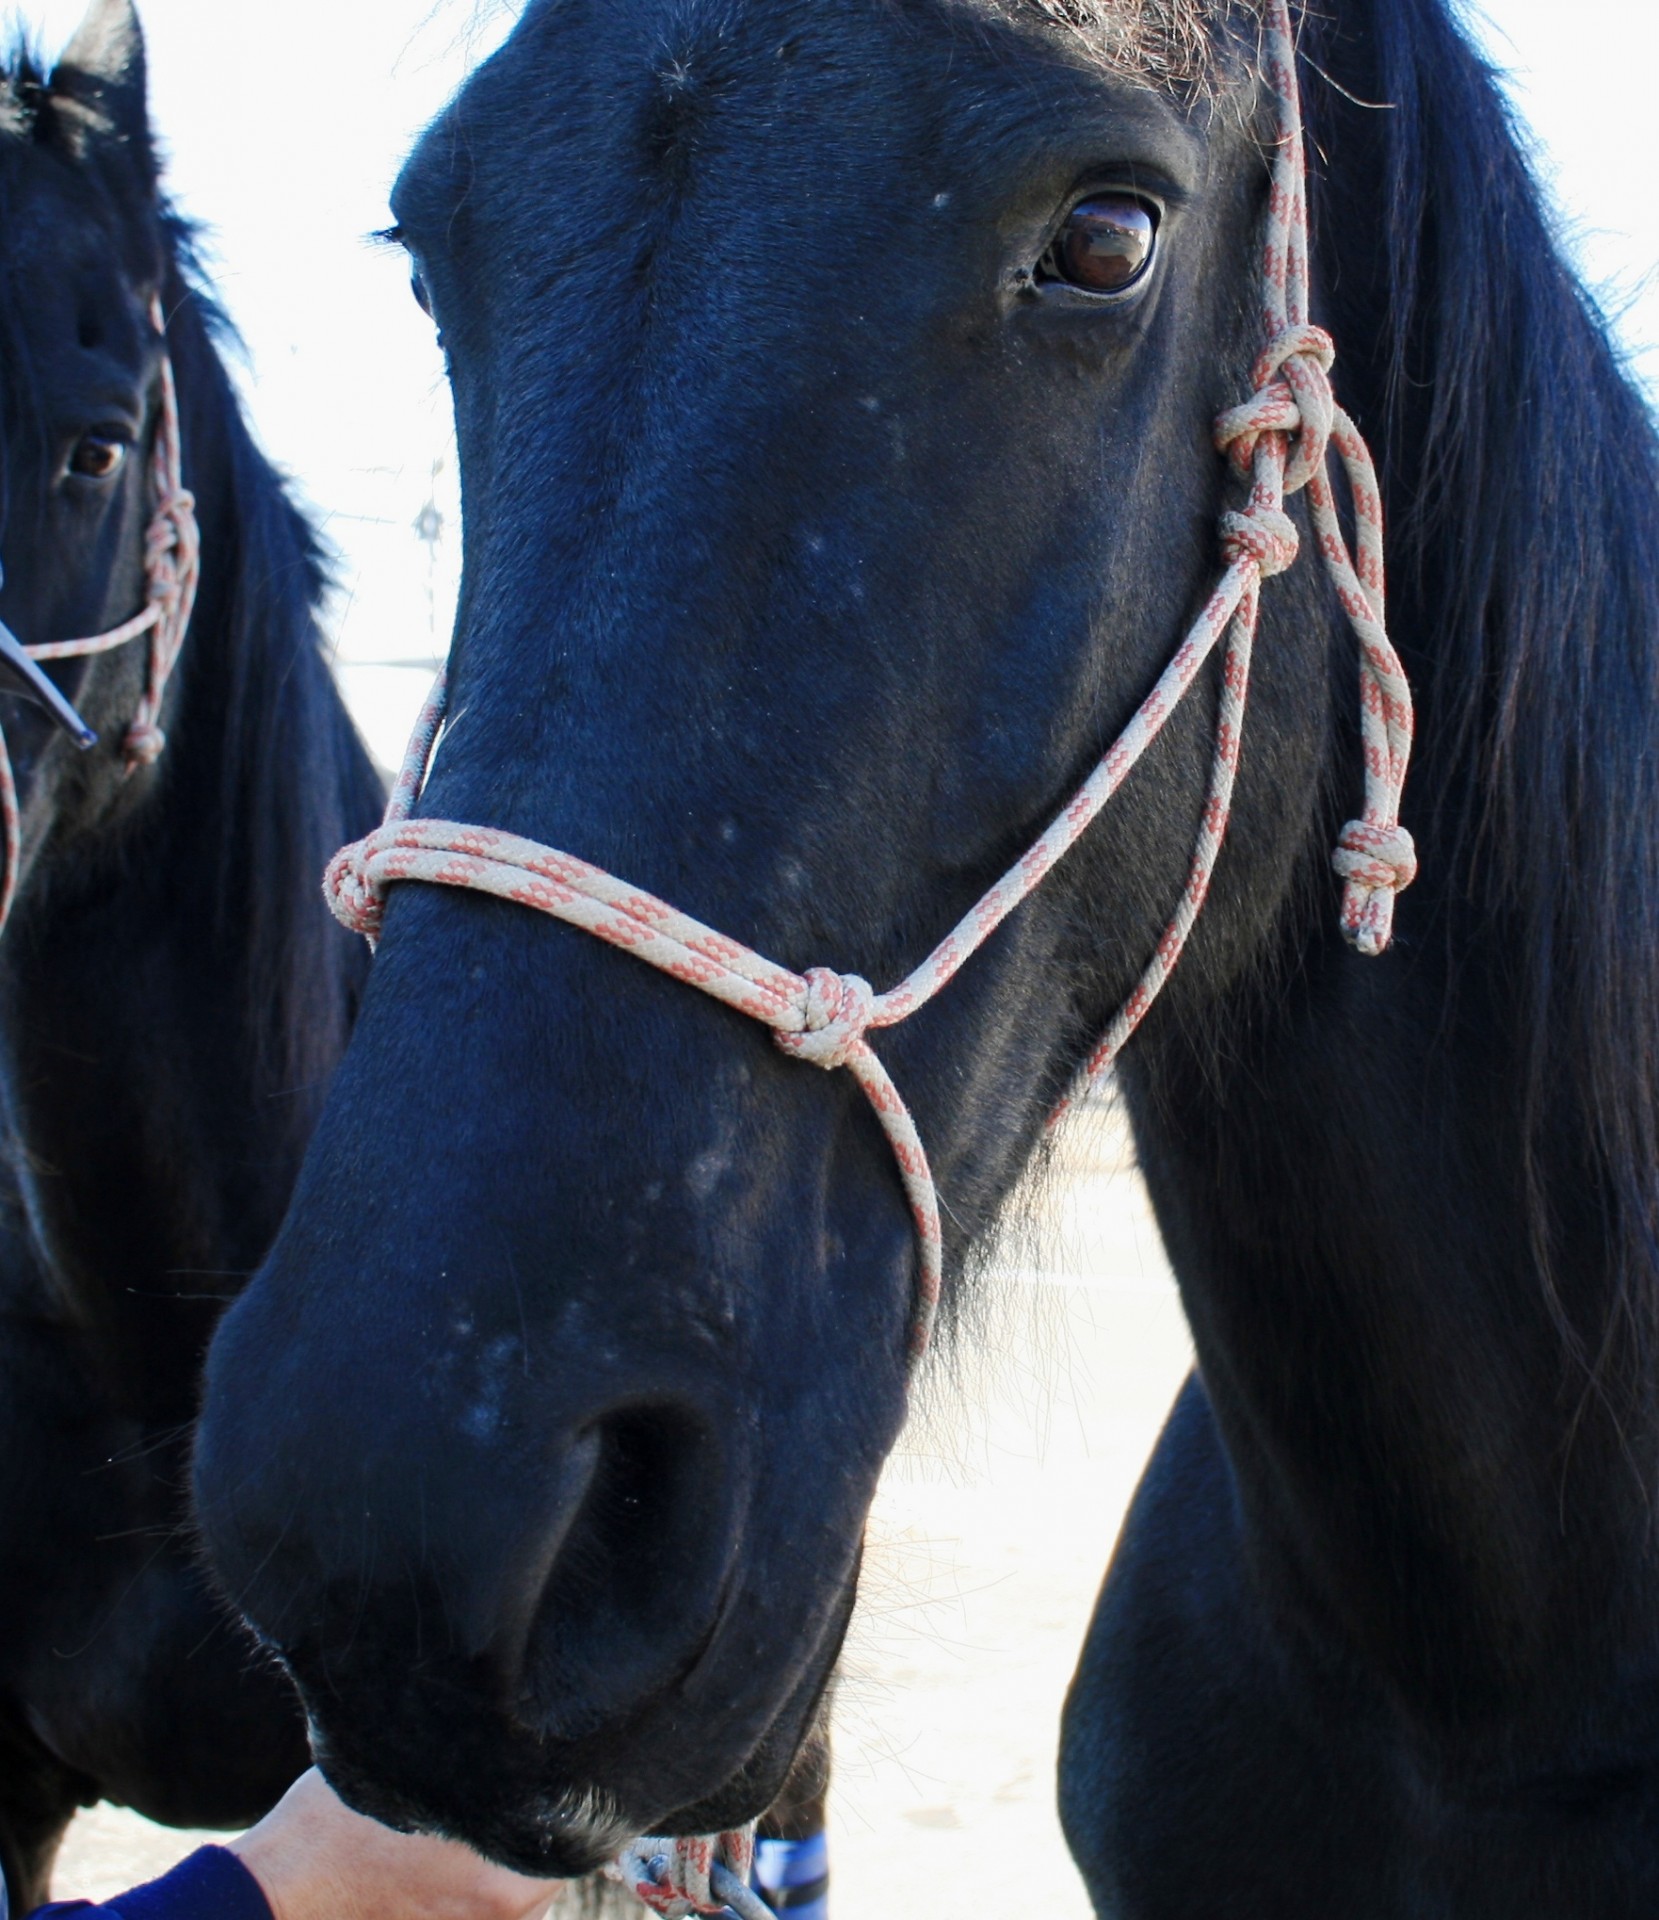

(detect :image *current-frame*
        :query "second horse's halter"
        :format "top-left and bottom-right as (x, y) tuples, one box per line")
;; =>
(0, 298), (200, 931)
(326, 3), (1414, 1909)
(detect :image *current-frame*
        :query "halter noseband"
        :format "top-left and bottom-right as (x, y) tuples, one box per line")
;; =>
(0, 297), (200, 932)
(325, 5), (1415, 1907)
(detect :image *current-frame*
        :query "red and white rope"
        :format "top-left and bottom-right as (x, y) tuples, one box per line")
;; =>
(606, 1831), (768, 1920)
(325, 3), (1414, 1907)
(0, 302), (199, 931)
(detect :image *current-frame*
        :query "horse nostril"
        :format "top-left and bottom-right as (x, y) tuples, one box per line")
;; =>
(471, 1425), (602, 1681)
(520, 1406), (734, 1739)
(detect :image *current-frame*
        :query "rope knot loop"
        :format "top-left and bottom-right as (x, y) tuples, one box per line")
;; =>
(1220, 503), (1299, 579)
(1213, 322), (1336, 492)
(608, 1831), (760, 1919)
(145, 490), (194, 581)
(1332, 818), (1417, 957)
(776, 967), (876, 1072)
(121, 720), (167, 767)
(324, 838), (386, 943)
(1253, 320), (1335, 387)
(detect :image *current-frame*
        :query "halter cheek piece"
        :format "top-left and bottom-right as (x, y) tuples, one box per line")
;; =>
(326, 3), (1413, 1908)
(0, 297), (200, 932)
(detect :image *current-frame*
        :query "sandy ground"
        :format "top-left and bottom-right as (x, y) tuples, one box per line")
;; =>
(52, 1098), (1192, 1916)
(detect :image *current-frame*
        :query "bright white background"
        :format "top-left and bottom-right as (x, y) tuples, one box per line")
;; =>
(12, 0), (1659, 768)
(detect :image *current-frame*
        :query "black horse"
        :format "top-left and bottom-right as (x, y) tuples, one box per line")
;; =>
(0, 2), (382, 1905)
(194, 0), (1659, 1909)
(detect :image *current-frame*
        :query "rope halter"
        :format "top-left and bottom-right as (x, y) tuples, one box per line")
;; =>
(325, 0), (1414, 1906)
(326, 0), (1414, 1359)
(606, 1831), (770, 1920)
(0, 297), (200, 933)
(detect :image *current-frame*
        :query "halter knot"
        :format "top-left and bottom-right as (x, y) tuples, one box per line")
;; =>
(1332, 818), (1418, 957)
(323, 840), (386, 943)
(1220, 503), (1300, 579)
(776, 967), (876, 1072)
(1253, 320), (1335, 387)
(1213, 322), (1337, 493)
(146, 489), (195, 576)
(122, 720), (167, 767)
(609, 1831), (761, 1919)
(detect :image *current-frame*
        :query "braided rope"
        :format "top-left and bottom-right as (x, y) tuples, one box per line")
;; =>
(607, 1831), (770, 1920)
(0, 300), (200, 932)
(324, 2), (1413, 1906)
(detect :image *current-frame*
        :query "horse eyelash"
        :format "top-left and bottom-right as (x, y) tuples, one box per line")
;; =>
(370, 224), (406, 249)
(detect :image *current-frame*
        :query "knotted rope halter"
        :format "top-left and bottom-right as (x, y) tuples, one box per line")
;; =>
(0, 298), (200, 931)
(326, 1), (1413, 1910)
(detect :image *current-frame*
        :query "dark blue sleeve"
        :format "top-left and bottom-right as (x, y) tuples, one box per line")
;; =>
(29, 1845), (272, 1920)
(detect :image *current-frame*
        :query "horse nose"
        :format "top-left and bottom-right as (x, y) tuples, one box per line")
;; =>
(194, 1296), (743, 1735)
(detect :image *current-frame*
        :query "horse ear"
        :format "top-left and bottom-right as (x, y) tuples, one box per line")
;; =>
(49, 0), (155, 186)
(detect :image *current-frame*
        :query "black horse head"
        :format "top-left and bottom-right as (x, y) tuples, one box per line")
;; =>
(197, 0), (1348, 1869)
(0, 0), (189, 899)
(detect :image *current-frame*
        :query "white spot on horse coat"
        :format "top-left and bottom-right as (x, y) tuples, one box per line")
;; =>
(686, 1146), (731, 1201)
(460, 1332), (522, 1443)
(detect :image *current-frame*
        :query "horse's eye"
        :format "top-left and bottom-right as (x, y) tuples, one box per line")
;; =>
(411, 269), (433, 318)
(1040, 195), (1158, 295)
(68, 434), (128, 480)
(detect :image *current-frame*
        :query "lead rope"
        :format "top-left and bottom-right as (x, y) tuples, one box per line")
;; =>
(0, 299), (200, 932)
(325, 2), (1412, 1910)
(606, 1832), (769, 1920)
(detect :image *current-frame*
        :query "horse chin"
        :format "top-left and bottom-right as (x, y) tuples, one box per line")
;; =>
(295, 1581), (849, 1877)
(651, 1637), (843, 1841)
(315, 1739), (635, 1879)
(312, 1705), (815, 1879)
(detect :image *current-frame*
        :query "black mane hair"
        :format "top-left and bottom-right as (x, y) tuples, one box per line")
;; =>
(1295, 0), (1659, 1408)
(152, 252), (385, 1115)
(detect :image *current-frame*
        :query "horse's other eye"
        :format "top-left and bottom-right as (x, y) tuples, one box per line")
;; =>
(411, 269), (433, 318)
(68, 435), (128, 480)
(1040, 195), (1158, 295)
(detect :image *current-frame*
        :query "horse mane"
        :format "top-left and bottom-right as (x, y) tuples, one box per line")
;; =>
(1294, 0), (1659, 1408)
(152, 243), (384, 1123)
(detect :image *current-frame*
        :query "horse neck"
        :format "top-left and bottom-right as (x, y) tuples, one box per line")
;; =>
(0, 319), (380, 1403)
(1106, 0), (1659, 1737)
(1124, 759), (1659, 1733)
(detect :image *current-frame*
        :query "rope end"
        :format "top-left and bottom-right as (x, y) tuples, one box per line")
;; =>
(608, 1829), (760, 1918)
(1332, 819), (1416, 956)
(122, 721), (166, 770)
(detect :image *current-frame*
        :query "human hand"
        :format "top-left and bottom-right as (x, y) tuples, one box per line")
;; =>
(230, 1768), (566, 1920)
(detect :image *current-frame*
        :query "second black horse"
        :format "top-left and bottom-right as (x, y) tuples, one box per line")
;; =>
(0, 3), (380, 1903)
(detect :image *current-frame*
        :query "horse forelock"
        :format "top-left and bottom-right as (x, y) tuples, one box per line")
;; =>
(1007, 0), (1256, 93)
